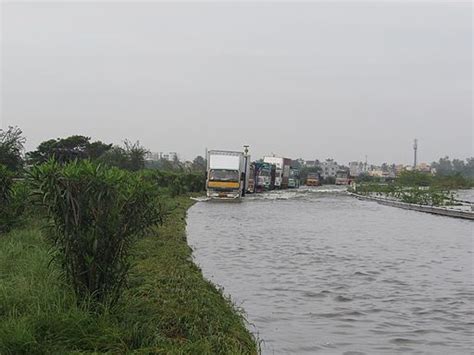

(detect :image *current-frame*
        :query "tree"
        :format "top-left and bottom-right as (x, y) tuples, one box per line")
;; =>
(452, 159), (465, 173)
(0, 126), (25, 172)
(431, 156), (474, 178)
(464, 158), (474, 178)
(100, 140), (149, 171)
(397, 170), (432, 186)
(191, 155), (206, 172)
(27, 135), (112, 165)
(99, 146), (129, 170)
(86, 140), (113, 160)
(431, 157), (453, 176)
(124, 140), (149, 171)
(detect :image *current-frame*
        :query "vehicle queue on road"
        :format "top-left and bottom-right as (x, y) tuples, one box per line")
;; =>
(205, 149), (313, 200)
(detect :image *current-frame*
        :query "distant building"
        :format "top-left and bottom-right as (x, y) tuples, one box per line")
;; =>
(349, 161), (364, 177)
(146, 152), (161, 161)
(368, 169), (395, 179)
(147, 152), (179, 162)
(394, 164), (405, 175)
(321, 159), (338, 179)
(416, 163), (431, 173)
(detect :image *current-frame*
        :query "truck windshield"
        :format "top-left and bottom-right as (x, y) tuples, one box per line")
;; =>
(209, 169), (240, 181)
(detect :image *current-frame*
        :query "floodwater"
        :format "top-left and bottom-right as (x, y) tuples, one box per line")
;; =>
(187, 187), (474, 354)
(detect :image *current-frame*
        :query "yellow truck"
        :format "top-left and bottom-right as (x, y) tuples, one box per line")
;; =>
(206, 150), (244, 200)
(306, 172), (321, 186)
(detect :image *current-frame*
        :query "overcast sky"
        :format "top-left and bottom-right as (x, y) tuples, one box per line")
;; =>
(1, 1), (472, 164)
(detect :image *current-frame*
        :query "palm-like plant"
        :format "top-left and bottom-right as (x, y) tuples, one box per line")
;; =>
(29, 160), (161, 305)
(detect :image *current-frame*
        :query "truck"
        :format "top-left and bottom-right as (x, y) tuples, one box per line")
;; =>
(255, 162), (275, 192)
(335, 170), (352, 185)
(246, 162), (256, 194)
(206, 150), (244, 199)
(306, 172), (321, 186)
(288, 168), (300, 188)
(263, 156), (292, 189)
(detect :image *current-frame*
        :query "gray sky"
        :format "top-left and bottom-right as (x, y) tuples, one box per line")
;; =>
(1, 1), (472, 164)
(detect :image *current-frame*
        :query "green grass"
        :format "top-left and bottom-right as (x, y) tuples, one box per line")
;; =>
(0, 197), (258, 354)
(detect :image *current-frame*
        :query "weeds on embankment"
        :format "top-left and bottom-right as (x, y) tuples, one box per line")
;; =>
(0, 197), (258, 354)
(351, 171), (472, 207)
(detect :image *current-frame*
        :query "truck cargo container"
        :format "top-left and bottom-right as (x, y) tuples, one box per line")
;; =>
(263, 156), (292, 189)
(206, 150), (244, 199)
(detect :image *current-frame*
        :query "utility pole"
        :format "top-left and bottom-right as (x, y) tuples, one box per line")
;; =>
(413, 139), (418, 169)
(242, 145), (249, 197)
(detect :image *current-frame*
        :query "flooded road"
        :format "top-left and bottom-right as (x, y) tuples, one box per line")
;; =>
(187, 187), (473, 354)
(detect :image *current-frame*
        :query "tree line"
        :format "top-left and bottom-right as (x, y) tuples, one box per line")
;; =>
(0, 126), (206, 174)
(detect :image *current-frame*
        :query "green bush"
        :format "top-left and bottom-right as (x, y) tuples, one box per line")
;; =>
(397, 170), (433, 186)
(29, 160), (162, 306)
(0, 165), (14, 233)
(140, 169), (205, 196)
(398, 187), (452, 206)
(356, 180), (453, 207)
(0, 165), (28, 234)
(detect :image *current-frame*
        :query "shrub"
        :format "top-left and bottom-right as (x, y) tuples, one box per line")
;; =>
(140, 170), (205, 196)
(0, 165), (14, 233)
(396, 170), (433, 187)
(0, 126), (25, 172)
(29, 160), (162, 305)
(0, 165), (27, 234)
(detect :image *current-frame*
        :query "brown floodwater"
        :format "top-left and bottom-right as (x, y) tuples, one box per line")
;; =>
(187, 187), (473, 354)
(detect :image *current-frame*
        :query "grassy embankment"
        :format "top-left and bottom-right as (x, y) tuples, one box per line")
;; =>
(0, 196), (258, 354)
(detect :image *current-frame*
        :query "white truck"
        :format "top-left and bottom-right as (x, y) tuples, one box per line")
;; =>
(263, 156), (292, 189)
(206, 150), (245, 199)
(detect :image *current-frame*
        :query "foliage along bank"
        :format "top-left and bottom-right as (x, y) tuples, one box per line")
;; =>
(0, 159), (257, 354)
(352, 171), (473, 207)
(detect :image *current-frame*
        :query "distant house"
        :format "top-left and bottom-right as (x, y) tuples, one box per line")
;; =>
(147, 151), (179, 162)
(321, 159), (338, 179)
(416, 163), (432, 173)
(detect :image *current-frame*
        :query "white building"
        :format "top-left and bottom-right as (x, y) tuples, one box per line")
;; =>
(321, 159), (338, 179)
(147, 152), (179, 162)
